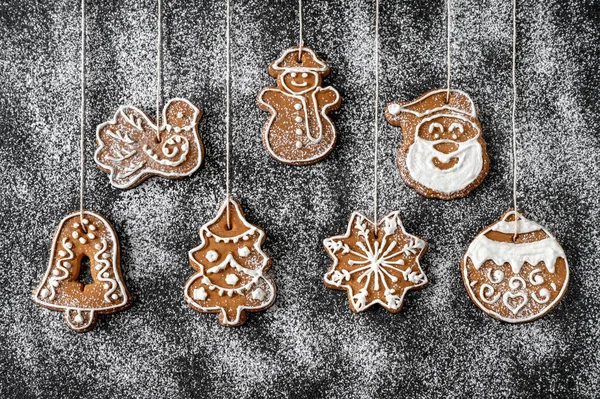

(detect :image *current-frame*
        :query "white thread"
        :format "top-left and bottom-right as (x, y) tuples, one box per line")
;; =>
(373, 0), (379, 230)
(155, 0), (162, 142)
(445, 0), (451, 104)
(79, 0), (86, 229)
(225, 0), (231, 229)
(511, 0), (518, 238)
(298, 0), (303, 61)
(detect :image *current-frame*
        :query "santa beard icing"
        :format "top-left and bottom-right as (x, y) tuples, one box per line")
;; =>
(405, 135), (483, 194)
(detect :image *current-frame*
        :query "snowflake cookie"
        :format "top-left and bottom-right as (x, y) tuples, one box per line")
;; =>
(324, 211), (428, 313)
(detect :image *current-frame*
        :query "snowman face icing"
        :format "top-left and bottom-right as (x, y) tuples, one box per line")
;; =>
(405, 114), (484, 194)
(279, 70), (320, 95)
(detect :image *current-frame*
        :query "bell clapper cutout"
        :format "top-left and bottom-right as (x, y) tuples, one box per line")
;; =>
(257, 0), (341, 165)
(384, 0), (489, 199)
(94, 0), (204, 189)
(323, 0), (428, 313)
(184, 0), (276, 327)
(461, 0), (569, 323)
(32, 0), (131, 333)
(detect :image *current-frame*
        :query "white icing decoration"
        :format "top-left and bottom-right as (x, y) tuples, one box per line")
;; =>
(88, 233), (95, 239)
(294, 103), (302, 110)
(252, 288), (266, 301)
(225, 274), (239, 285)
(89, 225), (96, 231)
(295, 141), (302, 148)
(465, 232), (565, 274)
(74, 314), (84, 323)
(532, 288), (551, 304)
(503, 291), (528, 315)
(82, 219), (89, 225)
(388, 103), (401, 115)
(79, 237), (86, 244)
(389, 88), (478, 119)
(206, 250), (219, 262)
(72, 231), (79, 239)
(528, 269), (544, 285)
(487, 269), (505, 284)
(405, 122), (483, 194)
(238, 247), (250, 257)
(40, 288), (50, 298)
(479, 284), (501, 304)
(193, 287), (207, 301)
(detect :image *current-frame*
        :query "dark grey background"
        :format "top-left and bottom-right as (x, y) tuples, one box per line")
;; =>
(1, 0), (598, 397)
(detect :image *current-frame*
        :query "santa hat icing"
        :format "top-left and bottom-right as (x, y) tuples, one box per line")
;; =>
(270, 46), (329, 74)
(387, 89), (477, 119)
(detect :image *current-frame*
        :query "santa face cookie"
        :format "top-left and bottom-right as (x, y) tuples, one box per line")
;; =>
(461, 210), (569, 323)
(324, 211), (428, 313)
(258, 46), (341, 165)
(95, 98), (203, 189)
(385, 89), (489, 199)
(184, 197), (276, 326)
(32, 210), (132, 332)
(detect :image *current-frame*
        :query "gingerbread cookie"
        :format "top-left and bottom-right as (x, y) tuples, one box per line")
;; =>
(184, 197), (276, 326)
(32, 210), (132, 332)
(385, 89), (489, 199)
(461, 210), (569, 323)
(324, 211), (428, 313)
(95, 98), (203, 189)
(257, 46), (341, 165)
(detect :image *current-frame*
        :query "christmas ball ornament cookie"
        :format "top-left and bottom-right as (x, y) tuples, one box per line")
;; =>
(184, 197), (276, 327)
(461, 210), (569, 323)
(324, 211), (428, 313)
(385, 89), (489, 199)
(258, 46), (341, 165)
(32, 210), (132, 332)
(95, 98), (204, 189)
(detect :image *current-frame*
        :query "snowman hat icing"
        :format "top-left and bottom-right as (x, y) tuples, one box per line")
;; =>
(271, 46), (329, 73)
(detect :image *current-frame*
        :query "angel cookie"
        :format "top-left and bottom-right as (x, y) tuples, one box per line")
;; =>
(258, 46), (341, 165)
(385, 89), (489, 199)
(32, 210), (131, 332)
(462, 210), (569, 323)
(324, 211), (428, 313)
(95, 98), (203, 189)
(184, 197), (276, 326)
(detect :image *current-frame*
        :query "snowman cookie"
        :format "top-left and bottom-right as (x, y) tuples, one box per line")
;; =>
(258, 46), (341, 165)
(461, 210), (569, 323)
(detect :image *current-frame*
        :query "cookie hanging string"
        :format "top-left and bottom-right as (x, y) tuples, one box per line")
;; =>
(298, 0), (303, 61)
(225, 0), (232, 229)
(79, 0), (86, 231)
(445, 0), (451, 104)
(373, 0), (380, 234)
(155, 0), (162, 142)
(511, 0), (519, 240)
